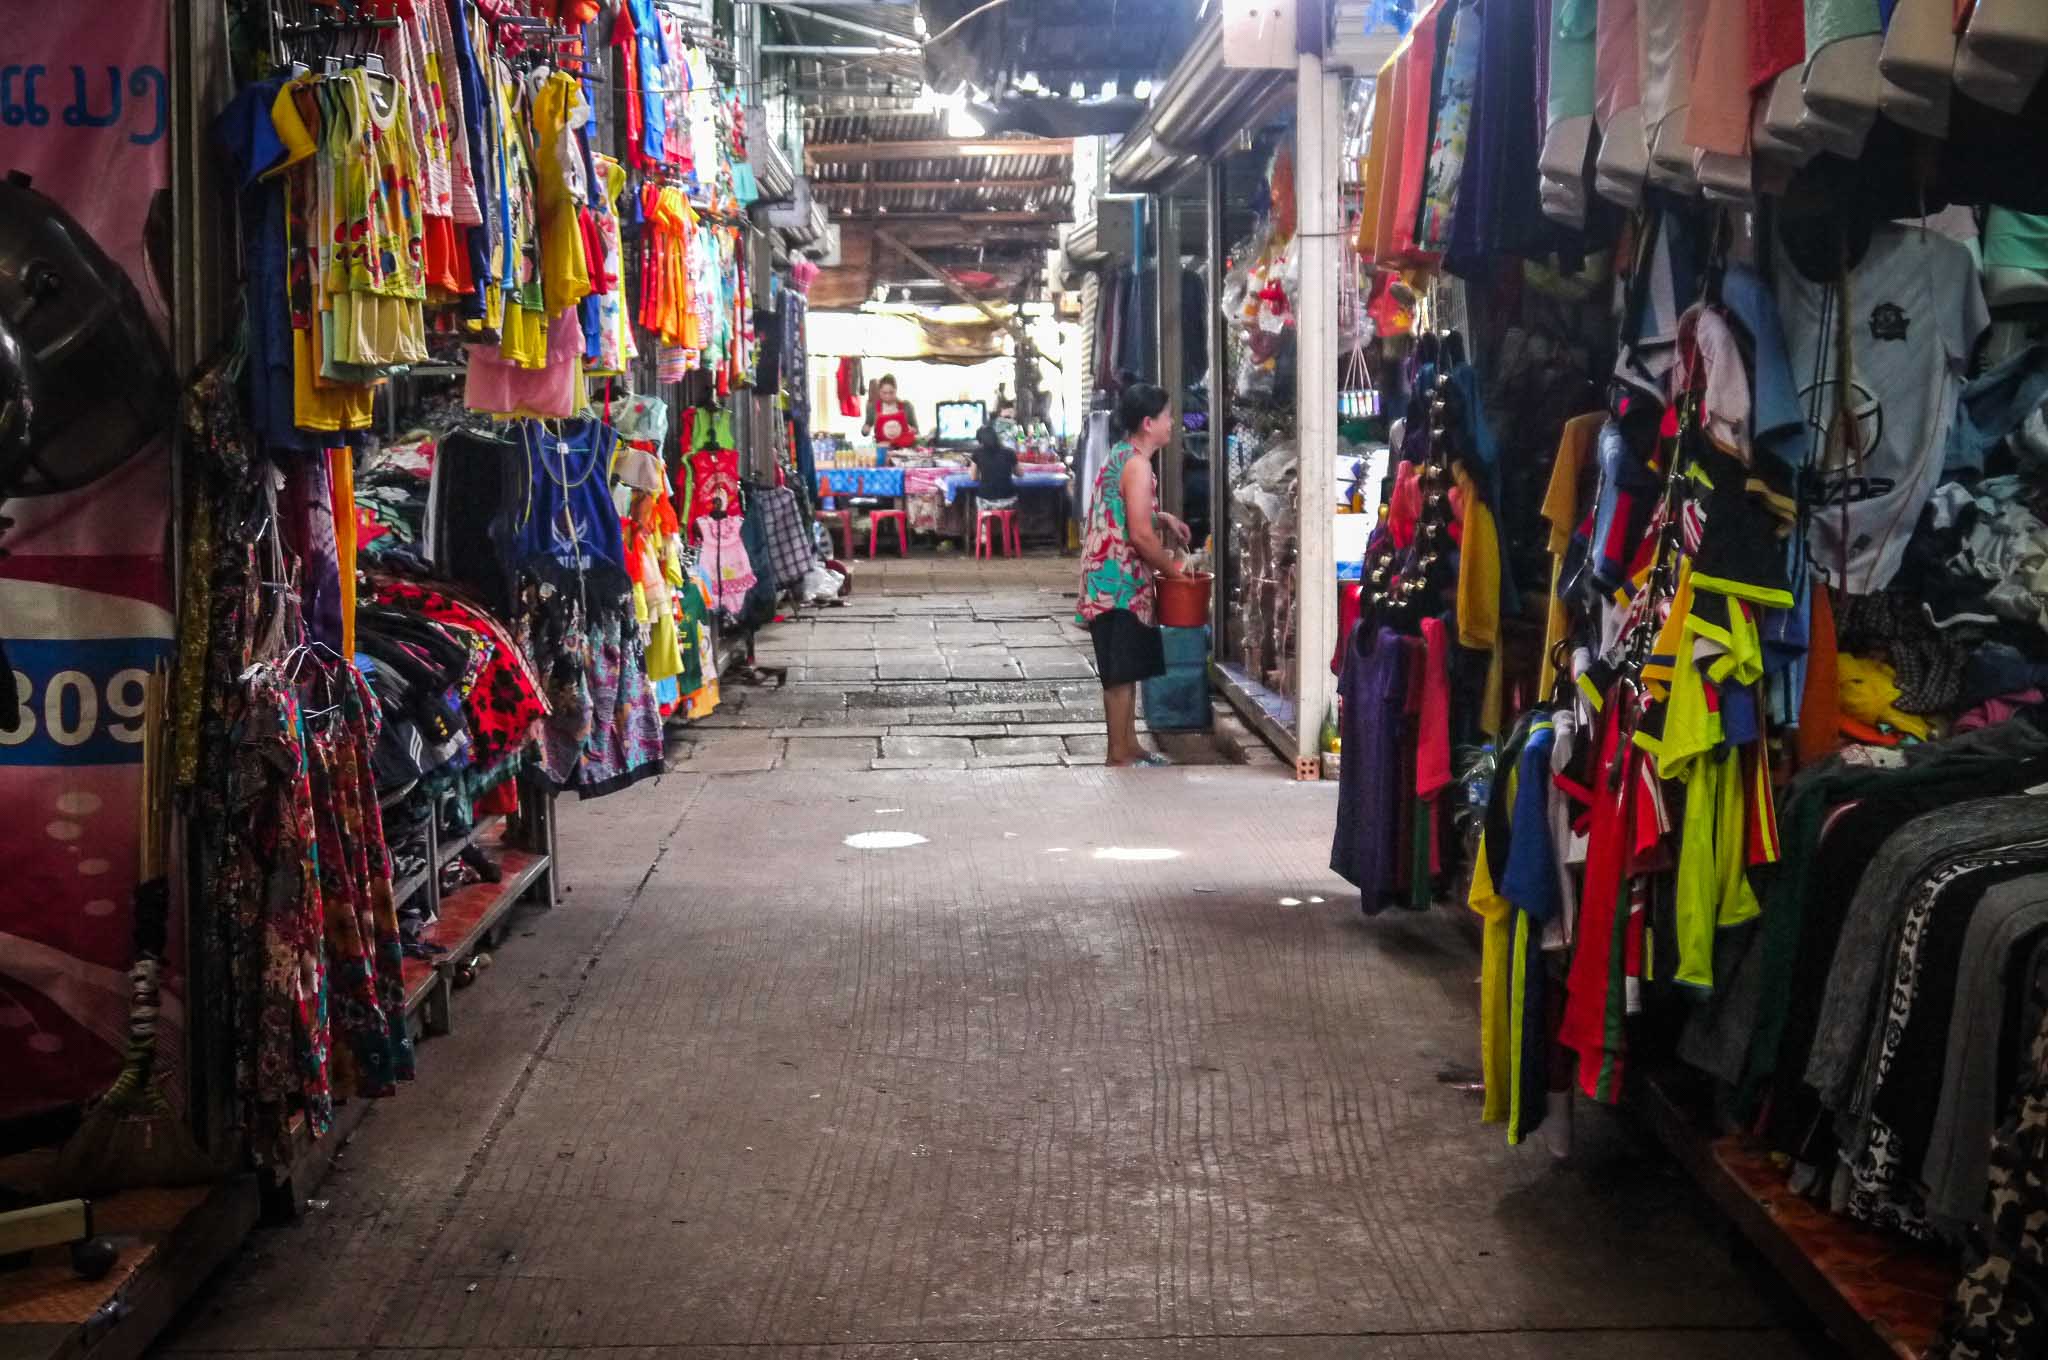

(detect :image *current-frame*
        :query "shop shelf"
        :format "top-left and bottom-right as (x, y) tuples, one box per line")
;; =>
(434, 812), (505, 870)
(0, 1169), (259, 1360)
(1640, 1073), (1950, 1360)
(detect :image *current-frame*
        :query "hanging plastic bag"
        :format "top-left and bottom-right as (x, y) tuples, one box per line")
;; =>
(1360, 0), (1414, 37)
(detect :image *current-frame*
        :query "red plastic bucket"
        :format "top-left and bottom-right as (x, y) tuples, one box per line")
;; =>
(1157, 572), (1214, 629)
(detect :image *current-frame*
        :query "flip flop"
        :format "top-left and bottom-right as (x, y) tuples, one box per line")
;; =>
(1132, 753), (1172, 768)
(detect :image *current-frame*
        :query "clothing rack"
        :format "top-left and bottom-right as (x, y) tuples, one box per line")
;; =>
(653, 0), (735, 65)
(640, 164), (748, 226)
(270, 1), (400, 70)
(276, 16), (399, 38)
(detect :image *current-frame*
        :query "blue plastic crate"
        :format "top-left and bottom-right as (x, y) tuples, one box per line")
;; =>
(1143, 626), (1211, 731)
(1142, 667), (1210, 731)
(1159, 624), (1210, 667)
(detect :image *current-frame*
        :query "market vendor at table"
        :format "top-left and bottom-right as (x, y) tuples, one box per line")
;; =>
(862, 374), (919, 449)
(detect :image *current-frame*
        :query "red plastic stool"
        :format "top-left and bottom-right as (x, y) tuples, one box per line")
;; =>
(868, 508), (909, 557)
(816, 508), (853, 559)
(975, 507), (1019, 559)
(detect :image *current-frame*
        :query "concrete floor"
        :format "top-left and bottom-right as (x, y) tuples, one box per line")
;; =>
(667, 554), (1234, 774)
(159, 556), (1834, 1359)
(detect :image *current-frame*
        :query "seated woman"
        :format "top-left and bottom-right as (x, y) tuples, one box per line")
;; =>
(972, 420), (1020, 512)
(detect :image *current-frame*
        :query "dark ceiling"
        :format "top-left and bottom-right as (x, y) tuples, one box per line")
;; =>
(772, 0), (1203, 112)
(922, 0), (1199, 98)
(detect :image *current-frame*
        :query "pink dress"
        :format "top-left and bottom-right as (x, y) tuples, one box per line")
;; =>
(694, 513), (757, 615)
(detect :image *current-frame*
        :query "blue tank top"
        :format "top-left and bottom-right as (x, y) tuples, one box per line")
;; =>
(512, 417), (626, 579)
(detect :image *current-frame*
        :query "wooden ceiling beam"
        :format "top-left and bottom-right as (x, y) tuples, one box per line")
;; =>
(830, 221), (1059, 256)
(876, 229), (1012, 326)
(805, 137), (1073, 163)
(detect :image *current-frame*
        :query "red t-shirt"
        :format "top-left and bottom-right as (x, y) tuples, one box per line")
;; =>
(1747, 0), (1803, 91)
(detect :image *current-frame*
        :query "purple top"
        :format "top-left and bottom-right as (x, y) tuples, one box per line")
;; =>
(1330, 625), (1409, 909)
(1446, 0), (1581, 278)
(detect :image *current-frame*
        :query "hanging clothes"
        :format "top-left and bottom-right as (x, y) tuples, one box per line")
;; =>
(510, 416), (627, 584)
(366, 574), (548, 789)
(695, 512), (758, 616)
(305, 665), (413, 1100)
(683, 409), (743, 528)
(1331, 626), (1415, 911)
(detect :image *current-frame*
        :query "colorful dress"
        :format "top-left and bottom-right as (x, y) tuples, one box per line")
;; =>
(1418, 0), (1480, 252)
(696, 513), (758, 616)
(223, 668), (331, 1166)
(306, 664), (413, 1101)
(1077, 440), (1158, 625)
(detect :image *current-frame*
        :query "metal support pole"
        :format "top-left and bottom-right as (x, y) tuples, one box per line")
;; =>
(1292, 52), (1341, 766)
(173, 0), (239, 1158)
(1156, 192), (1183, 517)
(1206, 157), (1231, 663)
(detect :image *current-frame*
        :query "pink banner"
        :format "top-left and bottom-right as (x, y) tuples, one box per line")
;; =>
(0, 0), (176, 1119)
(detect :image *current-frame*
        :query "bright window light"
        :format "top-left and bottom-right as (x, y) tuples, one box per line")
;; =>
(1016, 71), (1042, 92)
(1099, 79), (1118, 100)
(1133, 78), (1153, 100)
(920, 83), (983, 137)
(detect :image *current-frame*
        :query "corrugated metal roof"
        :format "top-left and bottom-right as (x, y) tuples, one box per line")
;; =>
(807, 150), (1069, 180)
(806, 111), (949, 145)
(804, 108), (1076, 224)
(813, 179), (1073, 217)
(781, 8), (1131, 231)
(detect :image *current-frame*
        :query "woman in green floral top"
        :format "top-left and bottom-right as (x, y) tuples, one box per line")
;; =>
(1077, 384), (1191, 766)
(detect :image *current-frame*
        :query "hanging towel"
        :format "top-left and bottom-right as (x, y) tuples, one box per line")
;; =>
(1594, 0), (1651, 206)
(1540, 0), (1599, 227)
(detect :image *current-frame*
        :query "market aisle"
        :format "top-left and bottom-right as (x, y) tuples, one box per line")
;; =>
(160, 583), (1826, 1360)
(665, 552), (1240, 773)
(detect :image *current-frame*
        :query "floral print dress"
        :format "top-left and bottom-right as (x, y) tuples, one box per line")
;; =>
(223, 670), (332, 1166)
(306, 664), (414, 1101)
(1077, 441), (1157, 626)
(1417, 0), (1480, 253)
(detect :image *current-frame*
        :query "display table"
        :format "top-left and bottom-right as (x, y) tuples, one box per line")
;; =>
(939, 469), (1072, 505)
(816, 467), (905, 498)
(945, 470), (1074, 550)
(812, 461), (1073, 550)
(901, 466), (961, 497)
(0, 1170), (260, 1360)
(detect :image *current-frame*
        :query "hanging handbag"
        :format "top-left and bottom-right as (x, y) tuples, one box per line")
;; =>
(1338, 323), (1379, 421)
